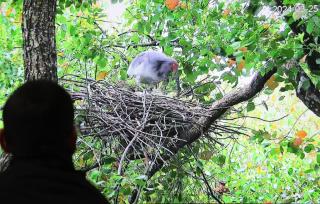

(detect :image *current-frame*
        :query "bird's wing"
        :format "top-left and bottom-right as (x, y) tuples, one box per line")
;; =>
(127, 52), (148, 76)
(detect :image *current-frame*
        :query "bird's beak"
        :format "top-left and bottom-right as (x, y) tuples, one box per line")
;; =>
(172, 63), (179, 72)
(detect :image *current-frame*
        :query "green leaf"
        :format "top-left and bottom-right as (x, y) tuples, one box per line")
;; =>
(231, 41), (241, 49)
(280, 145), (284, 153)
(225, 46), (234, 55)
(214, 154), (226, 166)
(279, 95), (285, 101)
(304, 169), (314, 173)
(250, 130), (265, 143)
(304, 144), (314, 153)
(69, 25), (76, 36)
(247, 101), (255, 112)
(120, 69), (127, 80)
(164, 46), (173, 55)
(137, 22), (144, 33)
(121, 186), (132, 195)
(262, 132), (271, 139)
(131, 34), (140, 44)
(299, 151), (305, 159)
(135, 177), (147, 186)
(287, 142), (299, 154)
(97, 56), (107, 67)
(83, 151), (94, 160)
(281, 49), (294, 58)
(317, 153), (320, 164)
(102, 157), (117, 164)
(270, 147), (280, 156)
(196, 160), (204, 169)
(306, 21), (314, 34)
(90, 170), (101, 181)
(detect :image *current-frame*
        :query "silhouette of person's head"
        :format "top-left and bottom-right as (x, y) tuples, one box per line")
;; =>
(0, 80), (77, 159)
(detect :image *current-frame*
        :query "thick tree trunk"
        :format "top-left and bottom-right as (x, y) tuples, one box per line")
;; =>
(22, 0), (58, 81)
(1, 0), (58, 173)
(296, 71), (320, 117)
(275, 0), (320, 117)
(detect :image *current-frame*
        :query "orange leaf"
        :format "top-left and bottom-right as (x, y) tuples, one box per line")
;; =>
(5, 7), (12, 17)
(256, 166), (263, 174)
(237, 59), (245, 71)
(96, 71), (108, 81)
(293, 137), (303, 147)
(239, 47), (248, 53)
(92, 2), (101, 8)
(180, 2), (188, 9)
(222, 9), (230, 17)
(299, 171), (304, 176)
(296, 130), (307, 139)
(165, 0), (180, 10)
(290, 106), (295, 113)
(61, 62), (69, 69)
(263, 24), (270, 29)
(266, 75), (279, 90)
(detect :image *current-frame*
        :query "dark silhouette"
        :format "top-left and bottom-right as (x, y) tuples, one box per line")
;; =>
(0, 80), (109, 204)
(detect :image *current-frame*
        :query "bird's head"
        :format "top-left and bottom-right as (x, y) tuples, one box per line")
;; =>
(171, 61), (179, 72)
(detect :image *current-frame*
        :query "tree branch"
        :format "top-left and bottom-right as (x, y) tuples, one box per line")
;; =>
(148, 68), (277, 177)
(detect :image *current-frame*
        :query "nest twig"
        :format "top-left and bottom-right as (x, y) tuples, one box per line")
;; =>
(61, 75), (246, 173)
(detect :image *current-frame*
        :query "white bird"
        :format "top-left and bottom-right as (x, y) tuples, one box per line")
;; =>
(127, 51), (179, 86)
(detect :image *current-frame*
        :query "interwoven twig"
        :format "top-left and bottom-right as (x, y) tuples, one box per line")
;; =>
(61, 75), (245, 171)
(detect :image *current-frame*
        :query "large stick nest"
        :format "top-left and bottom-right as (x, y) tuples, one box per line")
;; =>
(62, 76), (241, 168)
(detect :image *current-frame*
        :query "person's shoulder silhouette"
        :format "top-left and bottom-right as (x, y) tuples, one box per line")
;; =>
(0, 80), (109, 204)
